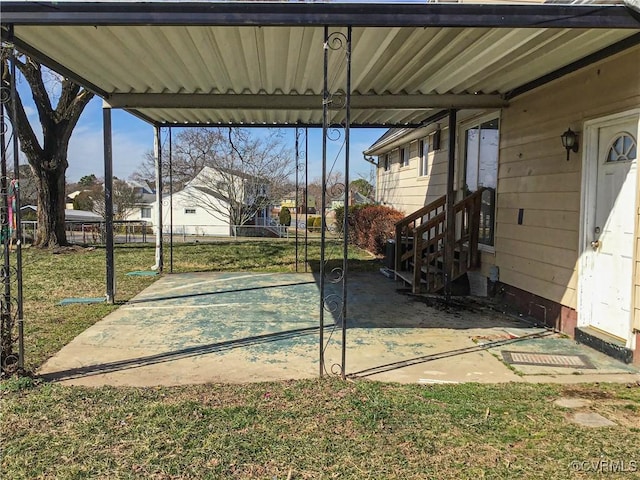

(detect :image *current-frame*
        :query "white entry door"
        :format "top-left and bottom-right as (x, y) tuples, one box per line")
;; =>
(583, 115), (638, 341)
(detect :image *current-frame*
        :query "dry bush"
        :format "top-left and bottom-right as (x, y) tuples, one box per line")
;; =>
(347, 205), (404, 255)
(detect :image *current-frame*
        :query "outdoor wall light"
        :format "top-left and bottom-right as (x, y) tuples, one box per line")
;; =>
(561, 128), (579, 161)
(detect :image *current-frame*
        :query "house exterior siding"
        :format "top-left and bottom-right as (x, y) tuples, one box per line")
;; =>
(377, 132), (451, 214)
(151, 187), (231, 237)
(498, 46), (639, 313)
(371, 45), (640, 354)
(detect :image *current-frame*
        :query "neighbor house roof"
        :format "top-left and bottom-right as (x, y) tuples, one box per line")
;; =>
(2, 1), (638, 128)
(64, 209), (103, 222)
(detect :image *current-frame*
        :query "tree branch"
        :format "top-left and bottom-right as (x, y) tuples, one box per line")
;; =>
(13, 56), (55, 139)
(1, 52), (44, 165)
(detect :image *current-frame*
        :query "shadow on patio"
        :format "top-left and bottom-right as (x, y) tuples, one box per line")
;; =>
(38, 269), (638, 386)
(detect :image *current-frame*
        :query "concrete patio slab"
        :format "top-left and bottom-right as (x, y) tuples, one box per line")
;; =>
(39, 272), (640, 386)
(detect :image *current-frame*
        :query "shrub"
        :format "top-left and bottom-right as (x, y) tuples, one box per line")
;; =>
(348, 205), (404, 255)
(279, 206), (291, 226)
(333, 206), (344, 233)
(313, 216), (323, 231)
(306, 216), (317, 232)
(334, 204), (367, 234)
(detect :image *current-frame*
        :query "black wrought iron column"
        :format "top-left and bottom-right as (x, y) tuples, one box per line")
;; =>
(294, 127), (307, 272)
(0, 44), (25, 374)
(320, 26), (351, 379)
(295, 128), (299, 272)
(304, 127), (309, 272)
(169, 127), (173, 274)
(153, 125), (163, 273)
(103, 104), (115, 303)
(9, 50), (24, 369)
(444, 109), (457, 302)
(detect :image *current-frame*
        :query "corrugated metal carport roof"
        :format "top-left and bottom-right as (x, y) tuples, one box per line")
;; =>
(2, 1), (639, 127)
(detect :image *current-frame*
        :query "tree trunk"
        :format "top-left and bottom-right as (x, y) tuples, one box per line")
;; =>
(1, 51), (94, 249)
(33, 162), (68, 247)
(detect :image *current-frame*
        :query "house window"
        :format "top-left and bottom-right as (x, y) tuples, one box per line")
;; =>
(401, 146), (410, 167)
(383, 154), (390, 171)
(140, 207), (151, 218)
(607, 133), (637, 162)
(184, 208), (196, 214)
(464, 117), (499, 247)
(418, 139), (429, 177)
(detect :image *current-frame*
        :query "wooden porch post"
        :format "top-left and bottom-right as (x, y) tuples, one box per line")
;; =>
(444, 109), (457, 302)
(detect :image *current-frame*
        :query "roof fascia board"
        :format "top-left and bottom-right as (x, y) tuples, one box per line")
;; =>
(363, 110), (449, 155)
(2, 2), (639, 29)
(106, 94), (508, 110)
(363, 110), (495, 156)
(506, 31), (640, 100)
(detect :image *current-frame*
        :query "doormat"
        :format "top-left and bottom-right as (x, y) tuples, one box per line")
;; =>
(501, 351), (596, 369)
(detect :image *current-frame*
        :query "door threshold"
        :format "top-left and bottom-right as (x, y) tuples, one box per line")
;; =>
(575, 326), (632, 364)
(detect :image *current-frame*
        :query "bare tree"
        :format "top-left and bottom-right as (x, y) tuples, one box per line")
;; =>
(1, 48), (94, 247)
(131, 128), (227, 192)
(307, 171), (345, 213)
(350, 178), (374, 199)
(89, 179), (142, 221)
(133, 127), (294, 226)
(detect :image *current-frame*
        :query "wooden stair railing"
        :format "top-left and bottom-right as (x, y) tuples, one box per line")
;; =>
(394, 195), (446, 274)
(394, 189), (485, 294)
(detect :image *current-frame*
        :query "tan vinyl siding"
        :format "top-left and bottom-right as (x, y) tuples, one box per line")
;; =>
(497, 46), (640, 309)
(377, 130), (451, 215)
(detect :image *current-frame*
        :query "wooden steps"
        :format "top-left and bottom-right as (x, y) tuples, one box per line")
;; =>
(394, 190), (485, 294)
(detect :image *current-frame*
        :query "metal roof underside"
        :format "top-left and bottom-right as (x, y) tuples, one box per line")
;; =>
(2, 2), (640, 127)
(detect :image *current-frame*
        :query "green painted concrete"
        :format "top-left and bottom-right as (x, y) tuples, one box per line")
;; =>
(58, 297), (106, 306)
(39, 272), (640, 386)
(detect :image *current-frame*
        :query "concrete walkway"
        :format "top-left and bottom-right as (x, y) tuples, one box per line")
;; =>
(39, 272), (640, 386)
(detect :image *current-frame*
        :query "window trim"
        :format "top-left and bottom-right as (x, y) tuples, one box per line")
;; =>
(383, 153), (390, 172)
(459, 111), (501, 249)
(401, 145), (410, 168)
(606, 132), (637, 163)
(418, 138), (429, 177)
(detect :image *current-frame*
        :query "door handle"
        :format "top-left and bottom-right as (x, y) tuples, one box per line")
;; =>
(591, 240), (601, 251)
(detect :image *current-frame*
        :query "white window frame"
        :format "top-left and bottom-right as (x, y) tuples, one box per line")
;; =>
(459, 112), (501, 251)
(418, 139), (429, 177)
(401, 146), (410, 168)
(383, 154), (390, 172)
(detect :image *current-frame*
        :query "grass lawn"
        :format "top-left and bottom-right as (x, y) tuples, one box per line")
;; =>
(2, 378), (639, 479)
(3, 239), (640, 479)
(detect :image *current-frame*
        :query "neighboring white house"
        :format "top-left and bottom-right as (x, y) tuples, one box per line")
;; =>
(151, 185), (231, 236)
(150, 166), (272, 236)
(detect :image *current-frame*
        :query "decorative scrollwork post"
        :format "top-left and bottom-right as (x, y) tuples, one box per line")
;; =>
(0, 44), (25, 374)
(294, 127), (308, 273)
(319, 27), (351, 379)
